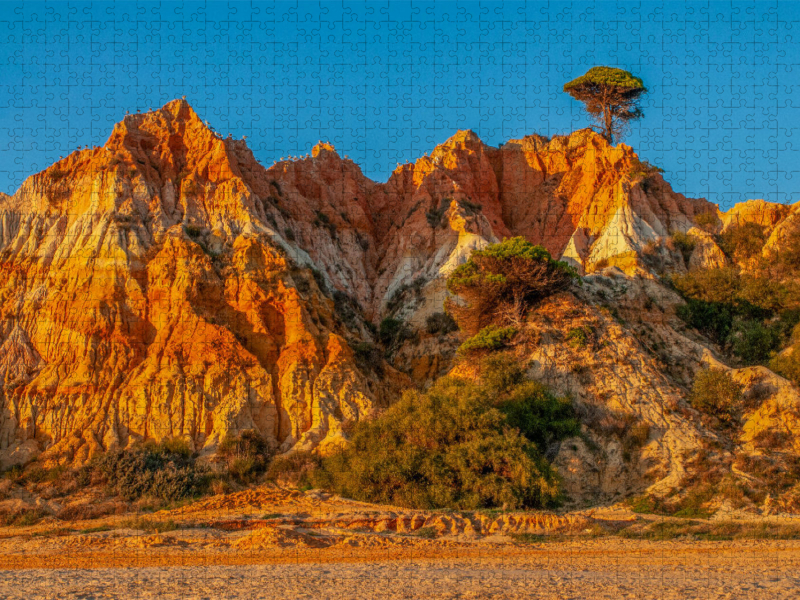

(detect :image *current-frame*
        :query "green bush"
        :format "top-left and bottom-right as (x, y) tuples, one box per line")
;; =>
(425, 312), (458, 335)
(217, 430), (274, 484)
(266, 450), (323, 488)
(333, 291), (360, 329)
(350, 341), (384, 375)
(378, 317), (413, 350)
(183, 224), (204, 239)
(446, 237), (577, 335)
(476, 352), (527, 391)
(312, 355), (578, 510)
(314, 211), (336, 236)
(771, 349), (800, 387)
(49, 167), (68, 181)
(629, 158), (665, 179)
(497, 380), (581, 449)
(694, 211), (720, 232)
(566, 326), (593, 349)
(690, 368), (745, 426)
(93, 438), (208, 502)
(311, 268), (328, 295)
(730, 320), (781, 364)
(461, 200), (483, 215)
(672, 252), (800, 371)
(673, 265), (791, 356)
(671, 231), (696, 263)
(459, 325), (517, 354)
(158, 437), (192, 456)
(673, 267), (742, 305)
(622, 422), (652, 459)
(677, 300), (734, 343)
(718, 222), (767, 262)
(1, 507), (49, 527)
(426, 198), (450, 228)
(426, 207), (447, 228)
(779, 312), (800, 342)
(737, 275), (797, 314)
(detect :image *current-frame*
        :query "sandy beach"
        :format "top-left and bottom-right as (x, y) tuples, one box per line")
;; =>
(1, 539), (798, 599)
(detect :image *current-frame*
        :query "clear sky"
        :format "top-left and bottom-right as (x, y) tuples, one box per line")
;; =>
(2, 1), (799, 209)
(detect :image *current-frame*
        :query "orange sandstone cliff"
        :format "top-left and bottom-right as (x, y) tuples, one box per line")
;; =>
(0, 99), (756, 468)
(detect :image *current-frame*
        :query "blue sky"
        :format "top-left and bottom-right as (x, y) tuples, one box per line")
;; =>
(2, 1), (799, 209)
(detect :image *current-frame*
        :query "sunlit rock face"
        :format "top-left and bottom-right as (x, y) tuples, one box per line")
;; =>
(0, 99), (752, 467)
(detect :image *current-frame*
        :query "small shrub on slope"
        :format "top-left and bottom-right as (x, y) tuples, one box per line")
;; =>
(266, 450), (323, 488)
(566, 326), (592, 349)
(771, 347), (800, 387)
(378, 317), (413, 353)
(629, 157), (664, 180)
(771, 222), (800, 277)
(671, 231), (696, 264)
(217, 430), (275, 484)
(693, 211), (720, 233)
(690, 368), (744, 427)
(425, 311), (458, 335)
(458, 325), (517, 354)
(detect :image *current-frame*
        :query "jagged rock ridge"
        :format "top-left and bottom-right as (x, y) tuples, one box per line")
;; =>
(0, 99), (790, 482)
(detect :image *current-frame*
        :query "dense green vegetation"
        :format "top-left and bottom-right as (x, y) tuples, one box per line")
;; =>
(91, 439), (209, 502)
(673, 223), (800, 370)
(717, 222), (768, 263)
(446, 237), (577, 335)
(310, 354), (579, 510)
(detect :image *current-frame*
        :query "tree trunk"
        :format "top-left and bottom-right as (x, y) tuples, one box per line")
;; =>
(603, 106), (614, 145)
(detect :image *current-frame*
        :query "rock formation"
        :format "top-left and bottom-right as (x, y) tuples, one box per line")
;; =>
(0, 98), (796, 495)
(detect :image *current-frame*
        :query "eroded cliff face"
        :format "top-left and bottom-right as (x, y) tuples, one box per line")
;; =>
(0, 100), (403, 466)
(0, 98), (788, 474)
(363, 128), (715, 321)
